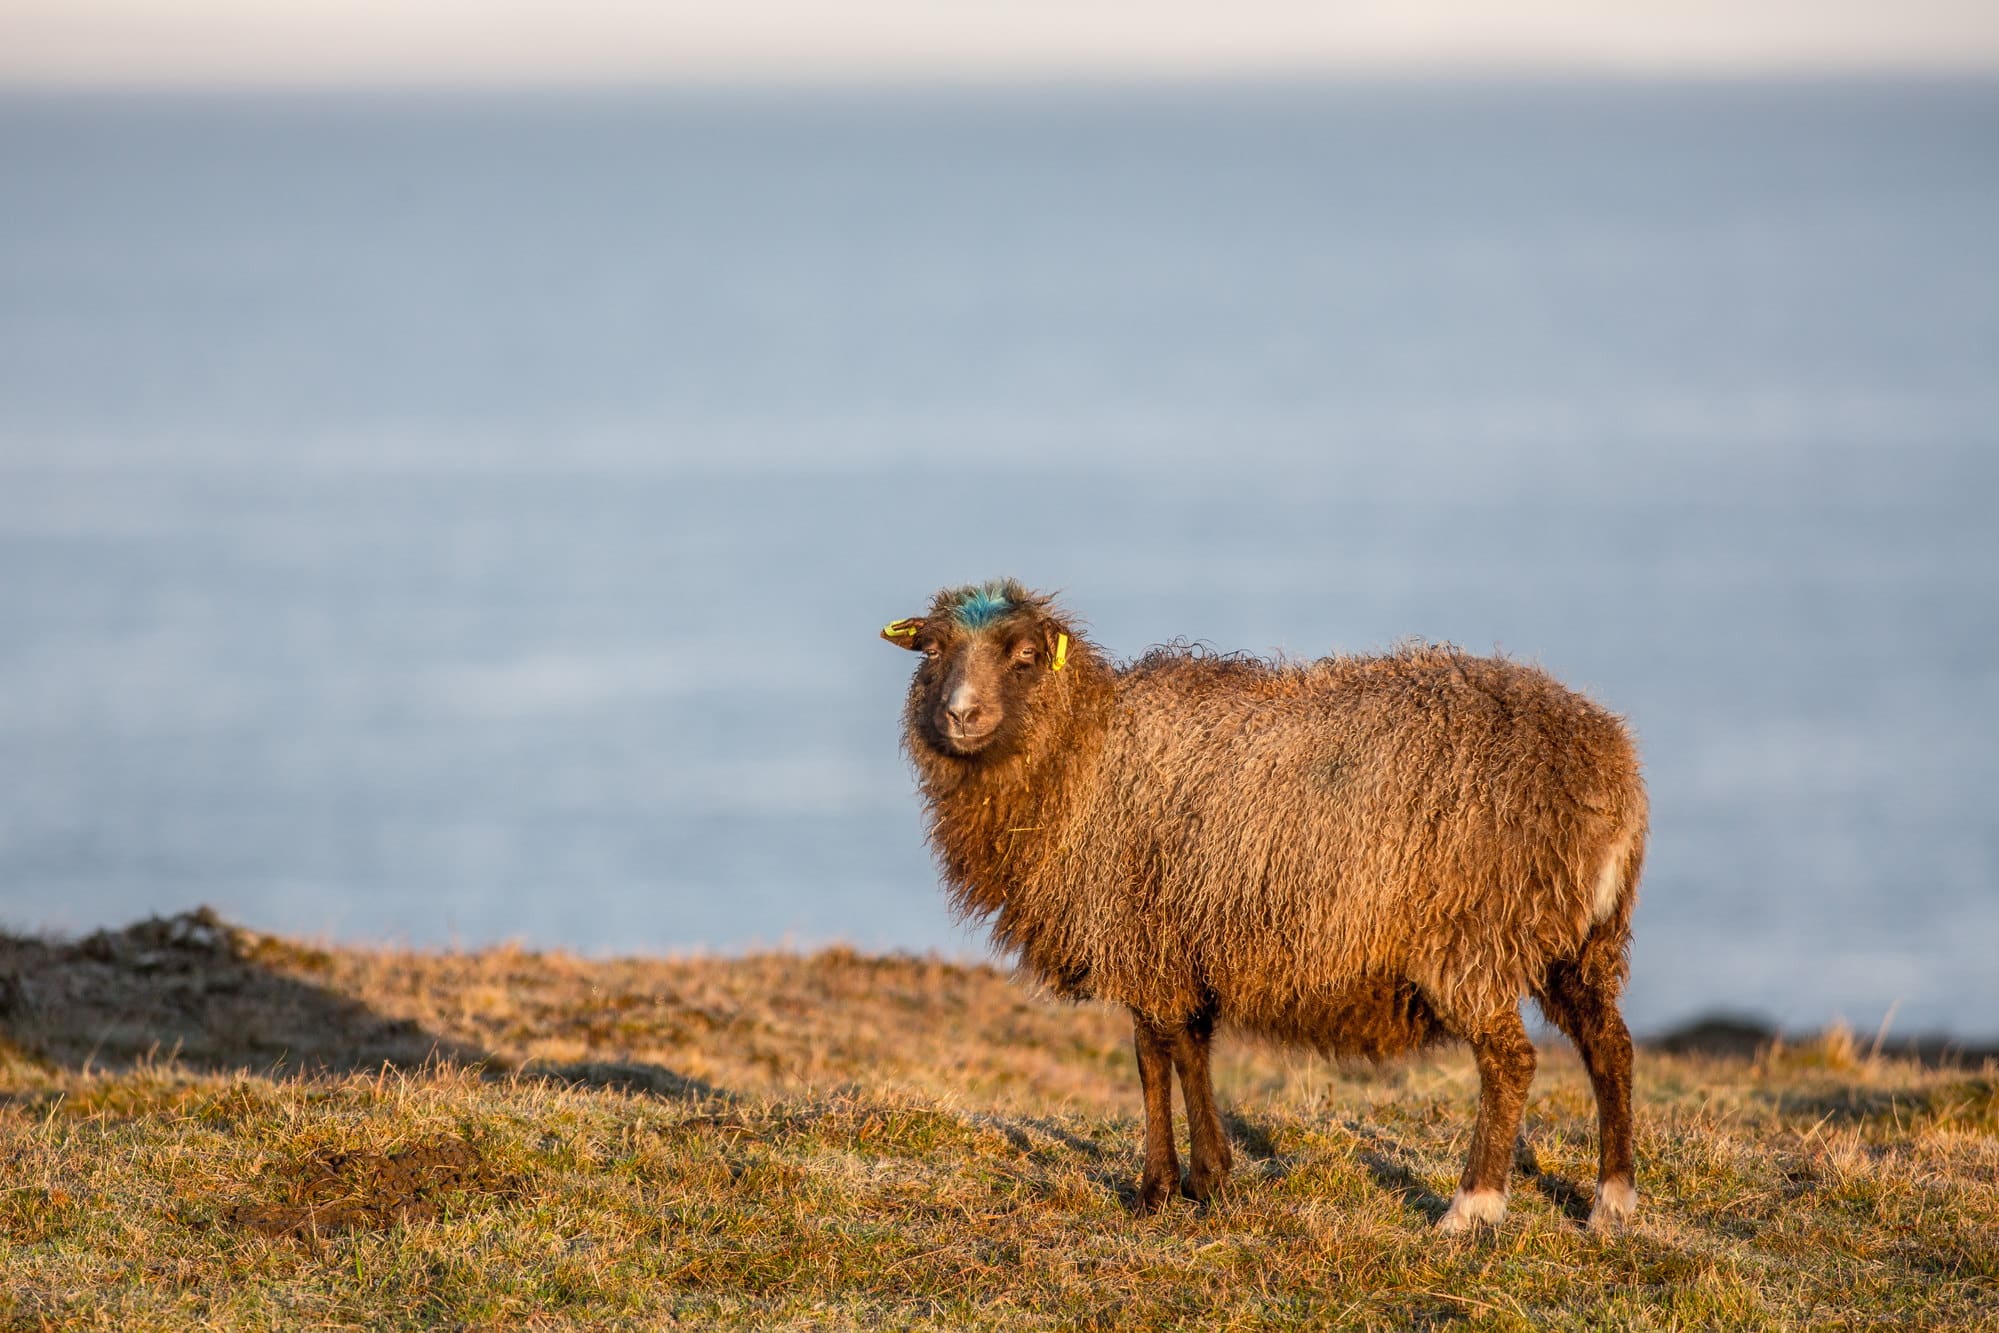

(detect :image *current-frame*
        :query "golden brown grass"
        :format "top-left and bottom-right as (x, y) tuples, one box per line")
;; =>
(3, 910), (1995, 1330)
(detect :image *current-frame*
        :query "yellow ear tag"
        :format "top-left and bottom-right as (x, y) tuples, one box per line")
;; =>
(881, 619), (920, 643)
(1052, 633), (1069, 671)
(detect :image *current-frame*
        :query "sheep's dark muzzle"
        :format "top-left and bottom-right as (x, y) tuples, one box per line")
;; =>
(932, 713), (1003, 755)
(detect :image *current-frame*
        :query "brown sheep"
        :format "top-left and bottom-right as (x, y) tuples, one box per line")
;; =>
(882, 579), (1647, 1233)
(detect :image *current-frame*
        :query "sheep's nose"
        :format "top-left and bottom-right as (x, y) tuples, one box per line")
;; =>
(943, 682), (989, 734)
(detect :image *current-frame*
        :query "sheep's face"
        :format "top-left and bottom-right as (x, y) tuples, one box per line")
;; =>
(883, 581), (1070, 760)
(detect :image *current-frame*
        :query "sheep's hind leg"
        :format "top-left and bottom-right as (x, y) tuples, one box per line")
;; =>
(1537, 957), (1638, 1232)
(1169, 1002), (1232, 1203)
(1437, 1008), (1536, 1235)
(1131, 1012), (1180, 1215)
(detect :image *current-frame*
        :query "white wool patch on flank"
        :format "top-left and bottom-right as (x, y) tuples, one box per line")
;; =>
(1591, 827), (1635, 926)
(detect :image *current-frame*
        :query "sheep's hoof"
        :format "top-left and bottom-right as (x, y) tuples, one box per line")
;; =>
(1435, 1188), (1507, 1235)
(1587, 1179), (1637, 1234)
(1134, 1173), (1176, 1216)
(1182, 1166), (1232, 1205)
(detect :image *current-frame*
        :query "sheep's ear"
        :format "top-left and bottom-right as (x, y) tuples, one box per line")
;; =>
(1042, 622), (1072, 672)
(880, 617), (927, 650)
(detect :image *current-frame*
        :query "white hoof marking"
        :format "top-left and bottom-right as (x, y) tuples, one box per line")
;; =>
(1588, 1179), (1637, 1233)
(1436, 1188), (1507, 1234)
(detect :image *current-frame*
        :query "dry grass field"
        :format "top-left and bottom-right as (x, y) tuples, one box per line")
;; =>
(2, 910), (1995, 1330)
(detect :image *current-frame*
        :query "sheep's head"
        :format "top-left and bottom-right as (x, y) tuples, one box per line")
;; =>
(882, 579), (1075, 760)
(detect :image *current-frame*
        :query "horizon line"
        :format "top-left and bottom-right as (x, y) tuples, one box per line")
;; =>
(6, 63), (1999, 98)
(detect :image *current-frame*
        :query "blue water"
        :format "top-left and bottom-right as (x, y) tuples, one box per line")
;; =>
(2, 83), (1995, 1038)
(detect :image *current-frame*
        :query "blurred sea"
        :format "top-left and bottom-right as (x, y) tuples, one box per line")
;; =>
(1, 82), (1995, 1038)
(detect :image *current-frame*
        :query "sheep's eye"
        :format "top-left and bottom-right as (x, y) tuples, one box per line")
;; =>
(1011, 646), (1037, 670)
(920, 643), (941, 660)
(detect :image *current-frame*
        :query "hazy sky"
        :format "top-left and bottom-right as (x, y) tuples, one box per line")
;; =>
(5, 0), (1999, 87)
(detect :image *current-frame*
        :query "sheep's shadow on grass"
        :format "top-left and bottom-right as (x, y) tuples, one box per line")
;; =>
(1091, 1166), (1147, 1213)
(1345, 1120), (1452, 1225)
(0, 909), (726, 1105)
(1063, 1110), (1308, 1215)
(974, 1113), (1121, 1164)
(1221, 1110), (1279, 1164)
(974, 1116), (1152, 1212)
(1039, 1110), (1291, 1214)
(1075, 1161), (1231, 1217)
(1352, 1124), (1592, 1227)
(1510, 1136), (1592, 1224)
(1212, 1109), (1294, 1197)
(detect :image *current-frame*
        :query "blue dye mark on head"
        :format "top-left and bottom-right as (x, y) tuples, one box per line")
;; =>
(951, 584), (1014, 629)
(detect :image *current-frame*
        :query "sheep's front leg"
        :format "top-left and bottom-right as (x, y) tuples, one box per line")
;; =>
(1170, 1004), (1232, 1202)
(1131, 1013), (1180, 1215)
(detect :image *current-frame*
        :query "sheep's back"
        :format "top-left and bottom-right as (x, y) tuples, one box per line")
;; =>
(1049, 646), (1644, 1030)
